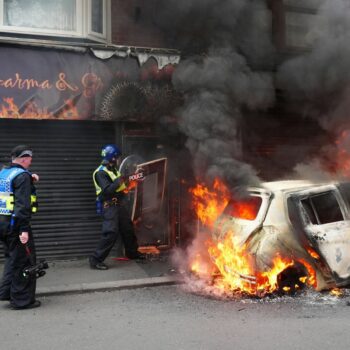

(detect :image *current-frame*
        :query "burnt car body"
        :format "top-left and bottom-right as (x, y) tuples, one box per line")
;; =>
(212, 180), (350, 291)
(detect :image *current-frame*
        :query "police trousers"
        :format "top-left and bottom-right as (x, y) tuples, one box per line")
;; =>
(0, 219), (36, 307)
(90, 204), (139, 263)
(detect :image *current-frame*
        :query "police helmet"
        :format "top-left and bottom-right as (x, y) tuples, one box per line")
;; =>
(101, 144), (121, 162)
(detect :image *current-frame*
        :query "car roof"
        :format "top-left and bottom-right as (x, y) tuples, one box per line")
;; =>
(260, 180), (327, 192)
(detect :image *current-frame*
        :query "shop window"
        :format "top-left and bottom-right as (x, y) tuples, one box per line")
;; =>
(301, 191), (344, 225)
(0, 0), (109, 42)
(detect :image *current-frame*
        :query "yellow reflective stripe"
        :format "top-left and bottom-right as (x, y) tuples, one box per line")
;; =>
(31, 195), (38, 213)
(93, 167), (103, 196)
(0, 193), (14, 211)
(106, 169), (117, 181)
(92, 165), (126, 196)
(7, 196), (14, 211)
(0, 193), (37, 214)
(117, 182), (127, 192)
(107, 169), (126, 192)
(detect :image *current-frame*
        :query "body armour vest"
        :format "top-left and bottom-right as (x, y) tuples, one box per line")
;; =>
(0, 167), (38, 215)
(92, 165), (126, 197)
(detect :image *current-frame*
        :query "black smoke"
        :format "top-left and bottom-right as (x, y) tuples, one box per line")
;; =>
(277, 0), (350, 179)
(155, 0), (276, 192)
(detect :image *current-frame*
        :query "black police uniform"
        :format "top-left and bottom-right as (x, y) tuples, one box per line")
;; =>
(89, 165), (140, 266)
(0, 164), (37, 307)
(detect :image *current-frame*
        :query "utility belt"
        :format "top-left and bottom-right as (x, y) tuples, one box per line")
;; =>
(103, 198), (120, 208)
(96, 194), (123, 214)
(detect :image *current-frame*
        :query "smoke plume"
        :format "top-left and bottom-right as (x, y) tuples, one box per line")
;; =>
(277, 0), (350, 180)
(153, 0), (277, 288)
(156, 0), (276, 192)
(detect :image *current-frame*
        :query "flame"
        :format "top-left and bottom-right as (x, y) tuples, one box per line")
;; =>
(225, 196), (262, 221)
(189, 179), (230, 227)
(190, 252), (217, 277)
(330, 288), (343, 297)
(307, 247), (320, 260)
(21, 101), (52, 119)
(257, 255), (295, 294)
(189, 178), (317, 296)
(57, 99), (80, 119)
(208, 232), (257, 294)
(0, 97), (81, 119)
(298, 259), (317, 288)
(1, 98), (20, 118)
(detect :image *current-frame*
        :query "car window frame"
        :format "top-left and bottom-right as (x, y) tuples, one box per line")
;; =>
(292, 185), (348, 227)
(241, 188), (272, 225)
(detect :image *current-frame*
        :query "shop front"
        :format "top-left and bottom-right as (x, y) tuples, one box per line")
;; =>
(0, 44), (180, 260)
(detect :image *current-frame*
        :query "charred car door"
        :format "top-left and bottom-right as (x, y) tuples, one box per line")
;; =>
(293, 186), (350, 283)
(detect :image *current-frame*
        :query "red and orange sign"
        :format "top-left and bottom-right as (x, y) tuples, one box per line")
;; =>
(0, 46), (137, 120)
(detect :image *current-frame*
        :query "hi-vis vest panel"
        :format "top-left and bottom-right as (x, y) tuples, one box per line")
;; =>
(0, 167), (38, 215)
(93, 165), (126, 197)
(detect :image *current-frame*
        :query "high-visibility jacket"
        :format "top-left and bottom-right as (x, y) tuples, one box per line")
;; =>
(0, 167), (38, 216)
(92, 165), (126, 198)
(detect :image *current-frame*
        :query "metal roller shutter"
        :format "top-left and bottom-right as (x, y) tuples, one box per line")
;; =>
(0, 119), (115, 260)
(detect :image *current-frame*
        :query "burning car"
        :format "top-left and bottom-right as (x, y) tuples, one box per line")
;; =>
(191, 180), (350, 295)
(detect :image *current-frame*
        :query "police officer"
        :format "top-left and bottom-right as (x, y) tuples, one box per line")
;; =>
(89, 144), (145, 270)
(0, 145), (40, 309)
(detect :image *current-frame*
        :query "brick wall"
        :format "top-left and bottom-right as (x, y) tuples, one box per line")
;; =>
(111, 0), (166, 48)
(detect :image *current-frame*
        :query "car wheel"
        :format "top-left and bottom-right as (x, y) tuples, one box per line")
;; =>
(277, 262), (308, 294)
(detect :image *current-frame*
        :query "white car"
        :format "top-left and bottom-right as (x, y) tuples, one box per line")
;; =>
(212, 180), (350, 292)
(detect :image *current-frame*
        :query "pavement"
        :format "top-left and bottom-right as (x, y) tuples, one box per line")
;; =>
(0, 250), (180, 298)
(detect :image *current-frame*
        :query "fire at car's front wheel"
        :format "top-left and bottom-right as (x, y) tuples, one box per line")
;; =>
(277, 262), (309, 295)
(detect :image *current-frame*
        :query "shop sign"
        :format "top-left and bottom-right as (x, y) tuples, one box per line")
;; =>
(0, 46), (140, 120)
